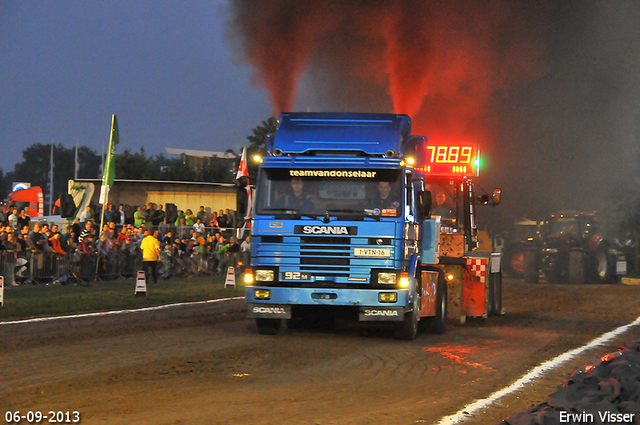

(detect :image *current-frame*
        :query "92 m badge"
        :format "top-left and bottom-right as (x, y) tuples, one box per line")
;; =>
(281, 271), (311, 280)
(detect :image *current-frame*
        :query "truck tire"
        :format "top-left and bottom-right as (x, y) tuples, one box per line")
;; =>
(523, 251), (539, 284)
(490, 272), (503, 315)
(395, 280), (421, 340)
(569, 250), (585, 285)
(428, 271), (447, 334)
(256, 318), (281, 335)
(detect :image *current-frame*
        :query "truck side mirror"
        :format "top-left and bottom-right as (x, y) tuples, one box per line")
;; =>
(492, 188), (501, 205)
(421, 190), (432, 220)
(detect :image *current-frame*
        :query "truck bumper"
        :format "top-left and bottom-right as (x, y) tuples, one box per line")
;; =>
(246, 286), (409, 322)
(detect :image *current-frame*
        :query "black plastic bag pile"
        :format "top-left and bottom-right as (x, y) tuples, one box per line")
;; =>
(499, 339), (640, 425)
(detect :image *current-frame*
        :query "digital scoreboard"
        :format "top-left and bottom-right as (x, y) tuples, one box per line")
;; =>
(413, 144), (479, 177)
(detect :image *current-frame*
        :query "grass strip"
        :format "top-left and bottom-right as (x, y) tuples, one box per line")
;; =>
(0, 275), (246, 320)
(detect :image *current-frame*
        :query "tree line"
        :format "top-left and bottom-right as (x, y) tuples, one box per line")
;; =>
(0, 117), (277, 201)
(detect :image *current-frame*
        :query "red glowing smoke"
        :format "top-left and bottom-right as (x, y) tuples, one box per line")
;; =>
(230, 1), (548, 144)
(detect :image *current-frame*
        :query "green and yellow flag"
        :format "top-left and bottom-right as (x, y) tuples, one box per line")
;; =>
(99, 114), (119, 205)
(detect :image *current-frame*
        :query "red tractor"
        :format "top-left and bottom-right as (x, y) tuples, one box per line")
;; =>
(523, 212), (626, 284)
(502, 219), (542, 278)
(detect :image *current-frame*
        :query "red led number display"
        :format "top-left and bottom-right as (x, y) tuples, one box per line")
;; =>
(416, 145), (478, 176)
(426, 146), (473, 164)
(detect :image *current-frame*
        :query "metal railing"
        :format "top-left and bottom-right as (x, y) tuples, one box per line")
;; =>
(0, 247), (249, 285)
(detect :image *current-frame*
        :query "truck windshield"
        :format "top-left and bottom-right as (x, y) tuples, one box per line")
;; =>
(255, 168), (403, 218)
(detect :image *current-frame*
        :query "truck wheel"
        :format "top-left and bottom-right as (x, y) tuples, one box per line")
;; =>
(523, 251), (539, 284)
(256, 318), (281, 335)
(490, 272), (503, 315)
(428, 271), (447, 334)
(395, 280), (421, 340)
(569, 250), (585, 284)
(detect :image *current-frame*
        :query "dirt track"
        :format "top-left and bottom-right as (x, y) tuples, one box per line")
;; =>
(2, 278), (640, 425)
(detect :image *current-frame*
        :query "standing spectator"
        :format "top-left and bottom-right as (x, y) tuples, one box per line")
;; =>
(2, 231), (21, 286)
(17, 209), (31, 229)
(79, 220), (97, 242)
(116, 226), (128, 248)
(161, 231), (172, 245)
(124, 204), (134, 225)
(0, 205), (6, 224)
(152, 204), (165, 227)
(79, 205), (92, 223)
(71, 219), (82, 243)
(49, 232), (66, 254)
(226, 208), (236, 228)
(193, 218), (205, 236)
(215, 233), (227, 273)
(18, 226), (30, 253)
(226, 236), (240, 272)
(134, 206), (146, 227)
(174, 210), (185, 226)
(5, 231), (21, 254)
(241, 235), (251, 269)
(29, 222), (48, 252)
(184, 209), (196, 226)
(78, 233), (95, 255)
(208, 211), (218, 228)
(117, 204), (126, 226)
(60, 225), (76, 253)
(146, 203), (154, 222)
(176, 217), (190, 239)
(140, 229), (160, 284)
(41, 224), (53, 250)
(197, 206), (208, 222)
(8, 207), (19, 231)
(217, 209), (229, 229)
(104, 203), (117, 224)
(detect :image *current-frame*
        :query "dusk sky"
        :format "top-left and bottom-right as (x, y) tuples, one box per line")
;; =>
(0, 0), (272, 172)
(2, 1), (640, 232)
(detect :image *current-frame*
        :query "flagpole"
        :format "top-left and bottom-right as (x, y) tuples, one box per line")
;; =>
(75, 140), (79, 180)
(96, 114), (119, 279)
(48, 142), (54, 216)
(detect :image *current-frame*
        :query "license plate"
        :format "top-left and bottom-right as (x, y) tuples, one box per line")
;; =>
(354, 248), (391, 258)
(281, 271), (311, 280)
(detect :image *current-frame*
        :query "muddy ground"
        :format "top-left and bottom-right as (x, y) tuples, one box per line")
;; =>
(2, 278), (639, 425)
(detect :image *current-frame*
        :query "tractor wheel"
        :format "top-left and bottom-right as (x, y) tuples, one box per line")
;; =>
(523, 251), (539, 284)
(503, 244), (526, 278)
(256, 318), (281, 335)
(568, 250), (585, 284)
(592, 246), (613, 284)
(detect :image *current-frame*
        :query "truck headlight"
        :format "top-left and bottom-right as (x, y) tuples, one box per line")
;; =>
(255, 269), (275, 282)
(378, 272), (397, 285)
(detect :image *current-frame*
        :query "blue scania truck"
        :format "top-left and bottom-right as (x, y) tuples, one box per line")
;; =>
(244, 112), (502, 339)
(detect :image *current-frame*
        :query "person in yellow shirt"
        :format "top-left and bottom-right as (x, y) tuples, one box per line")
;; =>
(140, 229), (160, 284)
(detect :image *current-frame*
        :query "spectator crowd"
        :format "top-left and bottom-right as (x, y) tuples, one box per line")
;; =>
(0, 202), (251, 286)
